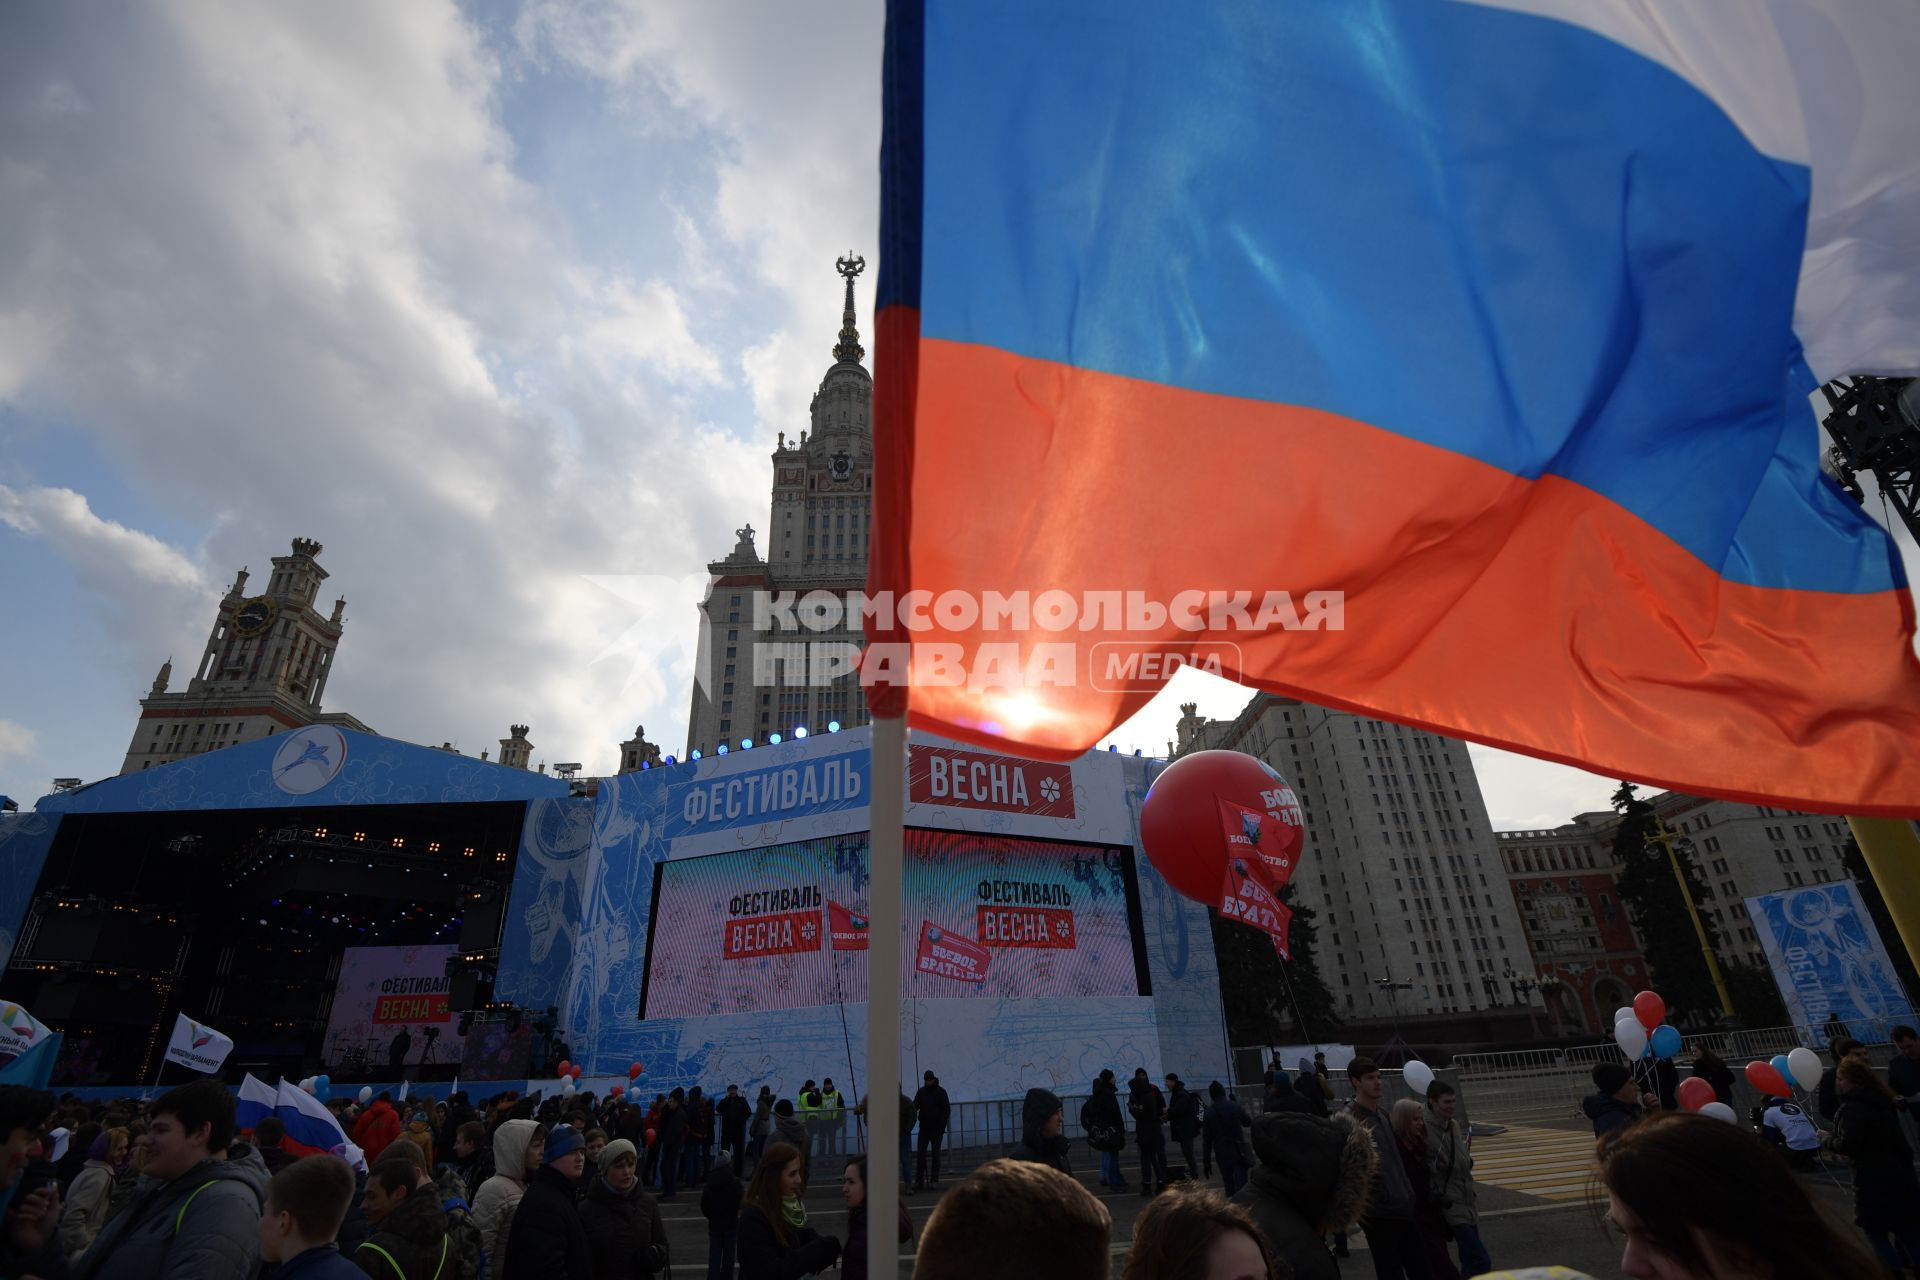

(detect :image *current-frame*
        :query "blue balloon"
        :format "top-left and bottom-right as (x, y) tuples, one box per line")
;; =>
(1771, 1053), (1793, 1082)
(1650, 1025), (1682, 1058)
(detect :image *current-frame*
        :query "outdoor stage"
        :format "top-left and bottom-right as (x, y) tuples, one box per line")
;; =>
(0, 725), (1230, 1099)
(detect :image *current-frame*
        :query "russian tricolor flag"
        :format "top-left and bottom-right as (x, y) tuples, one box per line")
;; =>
(236, 1074), (277, 1134)
(870, 0), (1920, 812)
(275, 1079), (367, 1171)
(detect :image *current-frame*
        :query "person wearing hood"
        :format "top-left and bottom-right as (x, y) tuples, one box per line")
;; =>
(402, 1113), (435, 1172)
(353, 1157), (450, 1280)
(700, 1145), (744, 1280)
(73, 1079), (265, 1280)
(1080, 1070), (1128, 1191)
(1231, 1110), (1376, 1280)
(579, 1139), (667, 1280)
(771, 1100), (810, 1182)
(351, 1096), (404, 1167)
(498, 1122), (592, 1280)
(1128, 1069), (1168, 1196)
(472, 1118), (544, 1263)
(1009, 1088), (1071, 1173)
(1199, 1082), (1252, 1195)
(1582, 1063), (1646, 1140)
(60, 1126), (128, 1261)
(1422, 1081), (1489, 1278)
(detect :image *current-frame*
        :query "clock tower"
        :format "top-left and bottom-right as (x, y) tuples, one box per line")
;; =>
(119, 537), (373, 774)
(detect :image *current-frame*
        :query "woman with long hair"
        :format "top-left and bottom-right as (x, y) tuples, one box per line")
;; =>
(1121, 1182), (1279, 1280)
(737, 1141), (840, 1280)
(1597, 1110), (1881, 1279)
(839, 1154), (913, 1280)
(1831, 1058), (1920, 1273)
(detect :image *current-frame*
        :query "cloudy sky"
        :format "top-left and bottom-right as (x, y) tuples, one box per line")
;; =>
(1, 2), (1909, 830)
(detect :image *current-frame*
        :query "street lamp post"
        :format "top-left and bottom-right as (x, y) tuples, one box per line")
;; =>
(1505, 968), (1541, 1038)
(1643, 815), (1736, 1022)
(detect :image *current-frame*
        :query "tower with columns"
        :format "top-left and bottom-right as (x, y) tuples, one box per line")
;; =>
(119, 537), (372, 774)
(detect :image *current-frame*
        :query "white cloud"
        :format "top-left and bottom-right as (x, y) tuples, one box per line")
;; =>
(0, 0), (793, 785)
(0, 720), (37, 764)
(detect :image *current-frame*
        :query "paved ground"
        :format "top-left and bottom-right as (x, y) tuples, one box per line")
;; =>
(642, 1141), (1863, 1277)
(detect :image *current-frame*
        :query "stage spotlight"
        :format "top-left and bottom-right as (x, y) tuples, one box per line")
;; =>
(717, 744), (728, 755)
(769, 732), (782, 745)
(741, 738), (753, 749)
(691, 749), (702, 760)
(794, 726), (808, 739)
(828, 721), (840, 733)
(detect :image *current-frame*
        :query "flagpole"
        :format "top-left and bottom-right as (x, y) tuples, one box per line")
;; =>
(1847, 818), (1920, 980)
(867, 716), (906, 1275)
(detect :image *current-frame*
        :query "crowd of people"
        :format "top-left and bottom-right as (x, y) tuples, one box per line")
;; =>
(4, 1035), (1915, 1280)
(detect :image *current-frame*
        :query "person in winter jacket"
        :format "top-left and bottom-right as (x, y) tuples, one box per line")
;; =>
(737, 1141), (839, 1280)
(1582, 1063), (1646, 1140)
(771, 1101), (810, 1183)
(368, 1138), (482, 1280)
(838, 1155), (911, 1280)
(74, 1079), (265, 1280)
(1821, 1037), (1872, 1121)
(252, 1117), (298, 1176)
(0, 1084), (64, 1280)
(748, 1088), (774, 1166)
(436, 1095), (475, 1170)
(259, 1155), (369, 1280)
(1830, 1058), (1920, 1273)
(717, 1086), (753, 1176)
(1264, 1076), (1312, 1116)
(472, 1118), (544, 1264)
(1422, 1082), (1490, 1278)
(351, 1096), (404, 1166)
(499, 1122), (592, 1280)
(448, 1123), (492, 1198)
(1390, 1101), (1459, 1280)
(659, 1090), (689, 1198)
(1164, 1075), (1201, 1180)
(1230, 1111), (1376, 1280)
(60, 1127), (128, 1260)
(1343, 1057), (1426, 1279)
(1127, 1069), (1168, 1196)
(353, 1158), (451, 1280)
(911, 1071), (950, 1191)
(579, 1139), (667, 1280)
(700, 1148), (743, 1280)
(1199, 1081), (1252, 1195)
(403, 1114), (435, 1172)
(1009, 1088), (1072, 1174)
(1080, 1071), (1128, 1191)
(1687, 1050), (1737, 1107)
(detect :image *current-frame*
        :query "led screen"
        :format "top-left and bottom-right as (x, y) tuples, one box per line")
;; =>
(639, 829), (1146, 1017)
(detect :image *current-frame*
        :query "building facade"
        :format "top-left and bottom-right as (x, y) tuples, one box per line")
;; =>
(1176, 693), (1534, 1023)
(119, 538), (371, 774)
(1494, 823), (1649, 1034)
(684, 258), (876, 757)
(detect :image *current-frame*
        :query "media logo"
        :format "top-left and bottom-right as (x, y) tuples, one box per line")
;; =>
(272, 726), (348, 796)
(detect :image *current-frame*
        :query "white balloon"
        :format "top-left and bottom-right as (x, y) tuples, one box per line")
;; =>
(1787, 1047), (1824, 1093)
(1614, 1006), (1635, 1026)
(1615, 1018), (1649, 1060)
(1404, 1060), (1435, 1096)
(1698, 1102), (1737, 1124)
(562, 1081), (577, 1096)
(359, 1086), (374, 1104)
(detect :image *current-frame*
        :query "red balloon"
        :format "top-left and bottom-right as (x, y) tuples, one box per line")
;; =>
(644, 1127), (658, 1147)
(558, 1059), (572, 1075)
(1633, 991), (1665, 1031)
(610, 1084), (623, 1097)
(629, 1063), (643, 1079)
(1675, 1077), (1715, 1112)
(570, 1066), (583, 1079)
(1141, 750), (1306, 905)
(1745, 1060), (1790, 1098)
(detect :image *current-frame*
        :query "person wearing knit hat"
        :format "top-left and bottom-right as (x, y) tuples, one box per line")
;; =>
(1583, 1062), (1647, 1139)
(498, 1117), (593, 1277)
(580, 1135), (668, 1278)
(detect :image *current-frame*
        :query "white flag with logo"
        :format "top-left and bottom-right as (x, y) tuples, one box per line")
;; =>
(163, 1013), (234, 1073)
(0, 1001), (53, 1057)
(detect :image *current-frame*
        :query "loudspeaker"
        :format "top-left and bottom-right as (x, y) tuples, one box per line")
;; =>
(449, 970), (493, 1012)
(459, 900), (505, 950)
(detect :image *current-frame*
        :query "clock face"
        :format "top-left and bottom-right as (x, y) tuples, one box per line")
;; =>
(829, 451), (853, 481)
(234, 597), (276, 634)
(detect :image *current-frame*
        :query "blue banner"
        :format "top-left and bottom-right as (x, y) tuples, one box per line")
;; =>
(1748, 880), (1916, 1037)
(663, 748), (868, 840)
